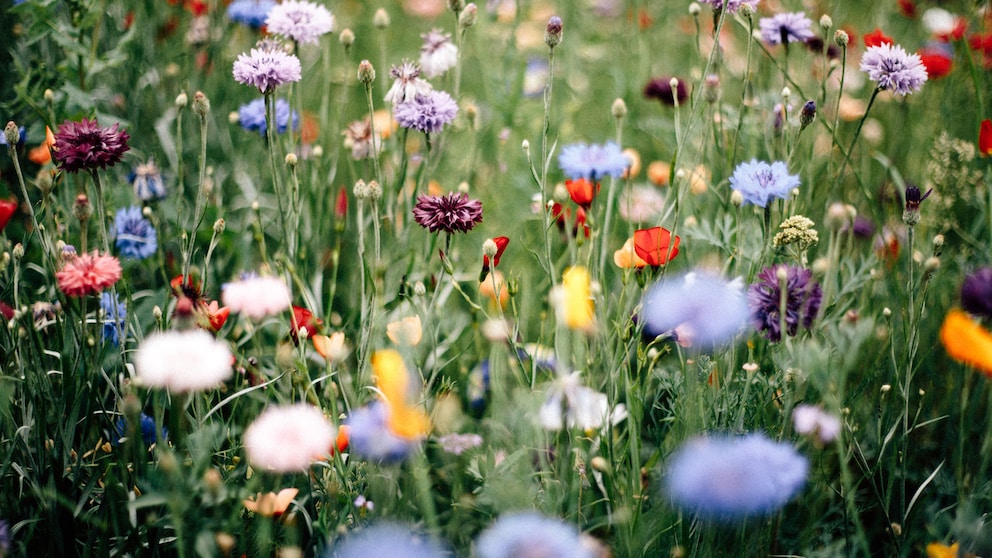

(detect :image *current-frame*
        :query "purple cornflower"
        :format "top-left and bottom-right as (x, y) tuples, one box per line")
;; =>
(643, 76), (689, 106)
(237, 97), (298, 136)
(329, 523), (445, 558)
(384, 60), (433, 105)
(113, 206), (157, 260)
(759, 12), (816, 46)
(961, 268), (992, 320)
(100, 292), (126, 346)
(226, 0), (276, 28)
(265, 0), (334, 45)
(475, 512), (593, 558)
(665, 433), (808, 521)
(412, 192), (483, 234)
(728, 159), (800, 207)
(558, 141), (630, 181)
(129, 161), (166, 201)
(346, 403), (420, 463)
(860, 43), (929, 95)
(641, 271), (748, 350)
(699, 0), (760, 14)
(748, 264), (822, 342)
(419, 29), (458, 79)
(53, 118), (130, 174)
(393, 90), (459, 134)
(233, 39), (302, 94)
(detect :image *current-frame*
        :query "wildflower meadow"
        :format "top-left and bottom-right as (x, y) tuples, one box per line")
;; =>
(3, 0), (992, 556)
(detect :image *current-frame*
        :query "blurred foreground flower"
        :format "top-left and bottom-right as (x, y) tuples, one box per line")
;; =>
(134, 329), (232, 392)
(759, 12), (815, 46)
(728, 159), (800, 208)
(412, 192), (482, 233)
(226, 0), (275, 28)
(222, 274), (292, 319)
(552, 266), (594, 332)
(265, 0), (333, 45)
(0, 199), (17, 232)
(940, 309), (992, 377)
(243, 488), (298, 517)
(925, 542), (960, 558)
(420, 29), (458, 78)
(980, 119), (992, 156)
(558, 141), (629, 181)
(327, 523), (445, 558)
(665, 433), (808, 521)
(961, 268), (992, 319)
(641, 271), (747, 349)
(237, 97), (298, 136)
(28, 126), (55, 165)
(748, 264), (822, 342)
(53, 118), (130, 173)
(475, 511), (593, 558)
(860, 43), (928, 95)
(244, 404), (336, 472)
(56, 251), (122, 297)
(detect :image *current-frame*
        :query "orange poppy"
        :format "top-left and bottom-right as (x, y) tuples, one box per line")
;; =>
(940, 309), (992, 377)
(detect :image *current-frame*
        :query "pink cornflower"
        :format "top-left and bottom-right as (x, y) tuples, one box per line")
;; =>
(244, 404), (336, 472)
(134, 330), (233, 392)
(56, 251), (122, 297)
(221, 274), (292, 319)
(419, 29), (458, 78)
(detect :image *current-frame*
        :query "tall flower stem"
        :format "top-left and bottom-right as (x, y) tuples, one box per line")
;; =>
(183, 103), (210, 280)
(6, 141), (54, 267)
(538, 43), (558, 287)
(264, 91), (292, 260)
(834, 88), (880, 196)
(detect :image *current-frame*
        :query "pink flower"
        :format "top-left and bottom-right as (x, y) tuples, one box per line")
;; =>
(244, 404), (336, 472)
(135, 330), (233, 392)
(221, 274), (292, 319)
(56, 251), (122, 297)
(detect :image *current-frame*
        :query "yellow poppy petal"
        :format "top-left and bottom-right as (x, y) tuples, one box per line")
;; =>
(925, 542), (958, 558)
(940, 309), (992, 377)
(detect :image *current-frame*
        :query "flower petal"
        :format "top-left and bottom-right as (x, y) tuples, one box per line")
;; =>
(940, 309), (992, 376)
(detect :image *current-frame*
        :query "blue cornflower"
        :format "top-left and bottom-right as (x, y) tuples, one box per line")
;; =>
(665, 432), (808, 521)
(475, 512), (593, 558)
(641, 271), (748, 350)
(860, 43), (928, 96)
(237, 98), (299, 136)
(345, 403), (420, 463)
(129, 161), (166, 201)
(114, 412), (167, 446)
(759, 12), (816, 46)
(100, 292), (126, 346)
(113, 206), (157, 260)
(327, 523), (445, 558)
(558, 141), (630, 181)
(393, 90), (459, 134)
(728, 159), (800, 207)
(226, 0), (276, 28)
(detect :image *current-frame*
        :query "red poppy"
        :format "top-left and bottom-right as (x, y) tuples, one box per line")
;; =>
(479, 236), (510, 282)
(918, 45), (953, 79)
(980, 119), (992, 156)
(863, 28), (894, 48)
(0, 199), (17, 232)
(633, 227), (680, 267)
(291, 305), (323, 342)
(897, 0), (916, 18)
(204, 301), (230, 332)
(969, 33), (992, 68)
(565, 178), (600, 208)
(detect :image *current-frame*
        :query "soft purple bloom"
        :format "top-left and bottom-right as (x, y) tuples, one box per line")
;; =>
(328, 523), (445, 558)
(129, 161), (166, 201)
(759, 12), (816, 45)
(237, 98), (298, 136)
(412, 192), (483, 234)
(113, 206), (157, 260)
(641, 271), (748, 350)
(346, 403), (420, 463)
(233, 39), (302, 94)
(419, 29), (458, 79)
(475, 512), (593, 558)
(792, 404), (841, 443)
(384, 60), (433, 105)
(699, 0), (760, 14)
(643, 76), (689, 106)
(747, 264), (822, 342)
(393, 90), (459, 134)
(53, 118), (130, 174)
(961, 268), (992, 320)
(665, 433), (808, 521)
(558, 141), (629, 181)
(728, 159), (800, 207)
(226, 0), (276, 28)
(860, 43), (928, 95)
(265, 0), (334, 45)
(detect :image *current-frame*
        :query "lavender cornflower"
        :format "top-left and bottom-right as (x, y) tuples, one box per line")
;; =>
(665, 433), (808, 521)
(699, 0), (760, 14)
(129, 161), (166, 201)
(475, 512), (593, 558)
(728, 159), (800, 207)
(961, 268), (992, 320)
(226, 0), (276, 28)
(53, 118), (130, 174)
(393, 90), (459, 134)
(233, 39), (302, 94)
(113, 206), (157, 260)
(747, 264), (822, 342)
(643, 76), (689, 106)
(759, 12), (816, 46)
(641, 271), (748, 350)
(100, 292), (126, 346)
(558, 141), (630, 181)
(412, 192), (483, 233)
(419, 29), (458, 78)
(384, 60), (433, 105)
(860, 43), (929, 95)
(237, 97), (299, 136)
(265, 0), (334, 45)
(329, 523), (445, 558)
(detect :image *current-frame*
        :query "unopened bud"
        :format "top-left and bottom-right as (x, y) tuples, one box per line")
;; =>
(800, 100), (816, 130)
(522, 139), (530, 156)
(285, 153), (298, 167)
(373, 8), (390, 29)
(447, 0), (465, 11)
(413, 282), (426, 297)
(73, 194), (91, 222)
(781, 86), (791, 100)
(367, 180), (382, 201)
(357, 60), (376, 84)
(213, 219), (225, 235)
(459, 3), (478, 29)
(353, 179), (368, 200)
(482, 238), (498, 258)
(153, 306), (163, 320)
(545, 16), (563, 48)
(834, 29), (849, 47)
(933, 234), (944, 248)
(339, 28), (355, 49)
(924, 256), (940, 272)
(819, 14), (833, 30)
(688, 2), (701, 16)
(4, 122), (20, 147)
(175, 92), (188, 108)
(193, 91), (210, 117)
(12, 243), (24, 260)
(730, 190), (744, 207)
(44, 89), (55, 104)
(739, 3), (755, 17)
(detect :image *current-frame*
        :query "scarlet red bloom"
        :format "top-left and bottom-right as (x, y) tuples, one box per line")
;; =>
(565, 178), (600, 209)
(480, 236), (510, 282)
(56, 251), (122, 297)
(0, 199), (17, 232)
(291, 305), (323, 343)
(918, 45), (953, 79)
(980, 119), (992, 156)
(633, 227), (681, 266)
(897, 0), (916, 18)
(863, 28), (894, 48)
(334, 186), (348, 220)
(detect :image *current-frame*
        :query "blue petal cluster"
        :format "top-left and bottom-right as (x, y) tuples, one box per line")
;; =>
(640, 271), (748, 350)
(129, 161), (167, 201)
(728, 159), (800, 207)
(113, 412), (167, 447)
(113, 206), (157, 260)
(558, 141), (629, 181)
(100, 292), (126, 346)
(327, 523), (445, 558)
(226, 0), (276, 28)
(475, 512), (593, 558)
(345, 403), (419, 463)
(666, 433), (808, 521)
(237, 98), (299, 136)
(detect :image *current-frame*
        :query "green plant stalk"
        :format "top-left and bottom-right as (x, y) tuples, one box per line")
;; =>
(7, 144), (54, 267)
(834, 87), (880, 195)
(184, 106), (210, 280)
(265, 91), (292, 263)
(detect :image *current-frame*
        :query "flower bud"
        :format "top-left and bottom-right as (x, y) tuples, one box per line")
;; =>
(482, 238), (498, 258)
(4, 121), (20, 147)
(459, 3), (477, 29)
(933, 234), (944, 248)
(12, 243), (24, 260)
(730, 190), (744, 207)
(373, 8), (390, 29)
(44, 89), (55, 104)
(285, 153), (298, 167)
(73, 194), (91, 223)
(703, 74), (720, 104)
(834, 29), (849, 47)
(688, 2), (701, 16)
(521, 139), (530, 156)
(448, 0), (465, 11)
(193, 91), (210, 117)
(611, 98), (627, 119)
(819, 14), (833, 30)
(175, 92), (188, 108)
(213, 218), (225, 235)
(800, 100), (817, 130)
(413, 282), (426, 297)
(357, 60), (376, 84)
(925, 256), (940, 272)
(353, 179), (368, 200)
(545, 16), (563, 48)
(339, 28), (355, 51)
(367, 180), (382, 201)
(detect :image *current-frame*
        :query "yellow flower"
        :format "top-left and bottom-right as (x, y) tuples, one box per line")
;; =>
(243, 488), (298, 516)
(371, 350), (430, 439)
(940, 309), (992, 377)
(925, 542), (959, 558)
(555, 266), (594, 332)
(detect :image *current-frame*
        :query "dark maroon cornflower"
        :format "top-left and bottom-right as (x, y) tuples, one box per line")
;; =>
(962, 268), (992, 320)
(412, 192), (483, 234)
(53, 118), (130, 173)
(644, 76), (689, 106)
(747, 264), (822, 342)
